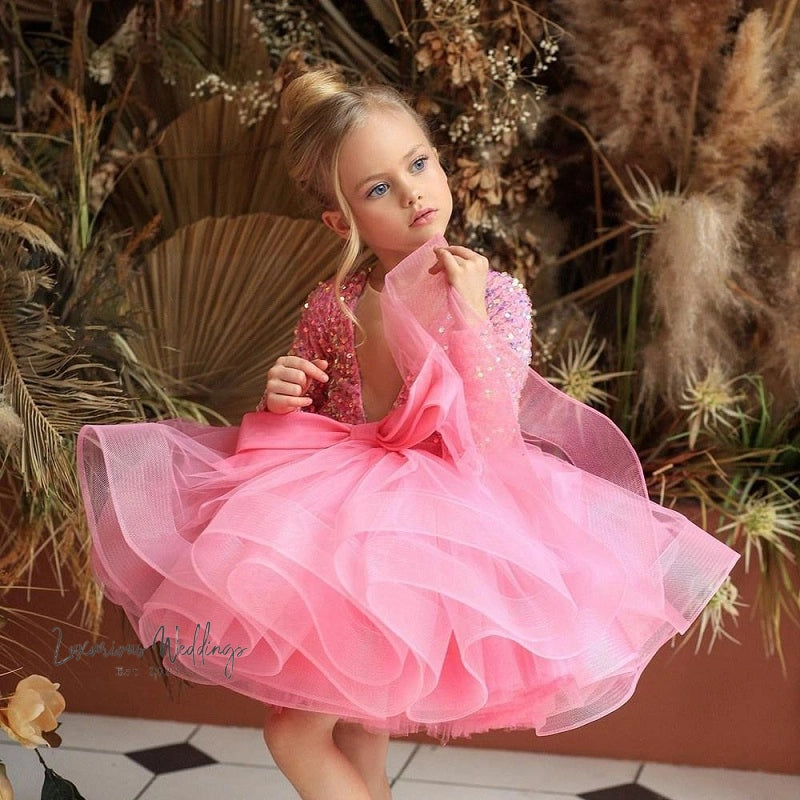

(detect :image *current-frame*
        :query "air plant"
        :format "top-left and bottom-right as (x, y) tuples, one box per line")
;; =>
(679, 365), (746, 450)
(688, 577), (745, 654)
(718, 475), (800, 575)
(624, 166), (681, 236)
(546, 322), (630, 409)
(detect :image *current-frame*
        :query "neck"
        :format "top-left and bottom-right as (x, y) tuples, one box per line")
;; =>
(368, 264), (387, 291)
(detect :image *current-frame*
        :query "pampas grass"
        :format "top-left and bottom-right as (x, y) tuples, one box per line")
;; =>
(555, 0), (738, 183)
(731, 37), (800, 409)
(642, 195), (742, 399)
(641, 195), (744, 401)
(691, 10), (779, 210)
(545, 3), (800, 649)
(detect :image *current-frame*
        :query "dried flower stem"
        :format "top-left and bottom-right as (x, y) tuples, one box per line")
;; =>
(771, 0), (800, 46)
(13, 46), (22, 132)
(591, 147), (603, 232)
(69, 96), (93, 253)
(618, 235), (646, 434)
(539, 263), (637, 315)
(550, 222), (634, 269)
(387, 0), (411, 42)
(680, 66), (701, 181)
(555, 112), (640, 211)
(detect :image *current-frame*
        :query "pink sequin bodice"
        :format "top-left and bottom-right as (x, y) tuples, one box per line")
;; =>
(258, 268), (533, 424)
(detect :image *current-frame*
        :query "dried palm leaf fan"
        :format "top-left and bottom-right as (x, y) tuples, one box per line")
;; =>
(108, 94), (308, 240)
(129, 213), (341, 421)
(11, 0), (73, 23)
(191, 0), (270, 76)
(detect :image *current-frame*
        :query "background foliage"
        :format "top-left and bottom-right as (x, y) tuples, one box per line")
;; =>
(1, 0), (798, 655)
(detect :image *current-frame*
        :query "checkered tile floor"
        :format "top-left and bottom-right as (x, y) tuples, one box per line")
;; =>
(1, 713), (798, 799)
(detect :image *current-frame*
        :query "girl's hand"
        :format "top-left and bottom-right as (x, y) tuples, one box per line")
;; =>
(264, 356), (329, 414)
(430, 245), (489, 319)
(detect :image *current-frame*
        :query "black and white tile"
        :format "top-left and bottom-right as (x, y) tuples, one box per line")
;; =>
(0, 713), (797, 799)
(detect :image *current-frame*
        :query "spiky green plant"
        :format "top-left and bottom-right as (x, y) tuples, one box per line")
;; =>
(687, 577), (745, 654)
(546, 321), (630, 409)
(679, 365), (746, 449)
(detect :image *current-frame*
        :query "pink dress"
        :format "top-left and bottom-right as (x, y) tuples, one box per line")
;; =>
(78, 236), (738, 739)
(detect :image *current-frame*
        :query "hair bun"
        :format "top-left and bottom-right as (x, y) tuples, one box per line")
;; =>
(279, 66), (427, 215)
(280, 69), (348, 128)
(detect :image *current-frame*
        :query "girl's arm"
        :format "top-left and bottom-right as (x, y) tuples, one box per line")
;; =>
(257, 288), (331, 414)
(434, 251), (533, 447)
(457, 271), (533, 448)
(482, 270), (533, 401)
(432, 245), (532, 403)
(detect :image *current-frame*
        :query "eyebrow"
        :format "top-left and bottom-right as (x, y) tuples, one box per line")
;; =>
(355, 144), (426, 191)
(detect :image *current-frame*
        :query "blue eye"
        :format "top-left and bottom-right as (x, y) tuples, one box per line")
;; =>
(411, 156), (428, 172)
(367, 182), (389, 198)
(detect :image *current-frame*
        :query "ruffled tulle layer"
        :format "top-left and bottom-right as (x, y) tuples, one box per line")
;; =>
(78, 236), (737, 738)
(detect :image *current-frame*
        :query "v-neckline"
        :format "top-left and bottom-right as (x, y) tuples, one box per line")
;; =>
(348, 271), (404, 424)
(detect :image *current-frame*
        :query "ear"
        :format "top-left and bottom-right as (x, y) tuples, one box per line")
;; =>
(322, 210), (350, 239)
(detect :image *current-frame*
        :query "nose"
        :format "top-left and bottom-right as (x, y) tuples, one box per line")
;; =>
(401, 178), (421, 206)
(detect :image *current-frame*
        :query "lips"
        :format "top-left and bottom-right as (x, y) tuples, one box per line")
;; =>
(411, 208), (436, 226)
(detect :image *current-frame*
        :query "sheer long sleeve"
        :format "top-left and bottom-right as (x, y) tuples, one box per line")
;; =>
(484, 271), (533, 402)
(444, 271), (533, 449)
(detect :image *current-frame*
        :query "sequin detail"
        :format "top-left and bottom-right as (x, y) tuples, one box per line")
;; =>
(257, 270), (533, 424)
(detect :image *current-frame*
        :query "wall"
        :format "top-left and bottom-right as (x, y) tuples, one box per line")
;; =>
(9, 557), (799, 774)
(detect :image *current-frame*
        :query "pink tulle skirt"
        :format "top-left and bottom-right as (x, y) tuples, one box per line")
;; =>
(78, 237), (738, 739)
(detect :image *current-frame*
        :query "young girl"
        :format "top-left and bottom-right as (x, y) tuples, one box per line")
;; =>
(78, 70), (738, 800)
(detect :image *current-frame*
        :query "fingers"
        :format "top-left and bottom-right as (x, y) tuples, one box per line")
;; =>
(431, 245), (489, 319)
(264, 356), (329, 414)
(430, 245), (489, 275)
(440, 245), (484, 259)
(270, 356), (329, 385)
(428, 245), (452, 274)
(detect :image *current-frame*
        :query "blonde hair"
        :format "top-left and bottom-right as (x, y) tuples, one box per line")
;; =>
(281, 69), (431, 303)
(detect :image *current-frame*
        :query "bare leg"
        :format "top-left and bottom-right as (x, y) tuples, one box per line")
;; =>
(333, 722), (392, 800)
(263, 709), (372, 800)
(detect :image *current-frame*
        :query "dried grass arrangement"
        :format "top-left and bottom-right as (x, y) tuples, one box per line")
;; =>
(548, 0), (800, 655)
(1, 1), (798, 657)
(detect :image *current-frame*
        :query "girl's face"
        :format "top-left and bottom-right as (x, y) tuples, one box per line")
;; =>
(322, 108), (453, 271)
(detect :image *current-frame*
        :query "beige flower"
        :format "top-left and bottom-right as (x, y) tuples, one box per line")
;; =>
(0, 675), (65, 749)
(453, 158), (504, 226)
(416, 28), (486, 88)
(0, 763), (13, 800)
